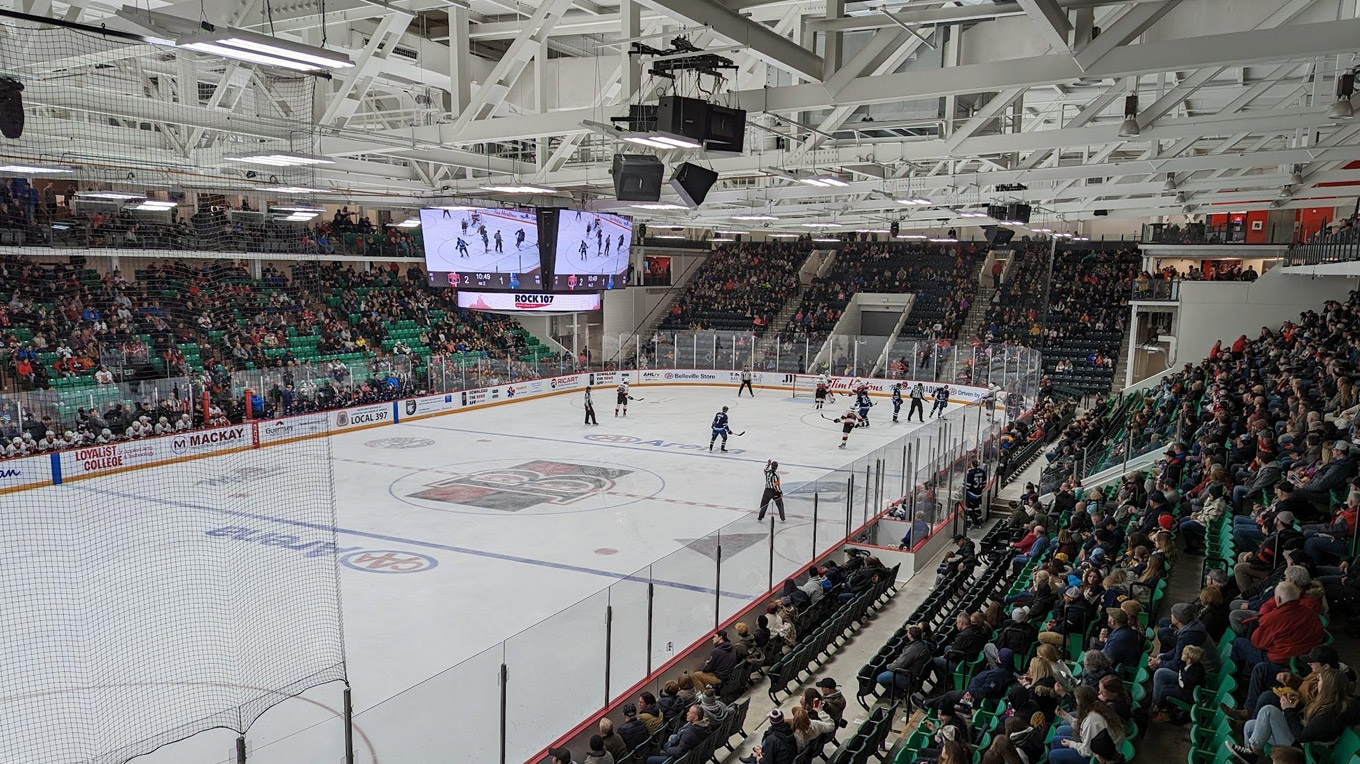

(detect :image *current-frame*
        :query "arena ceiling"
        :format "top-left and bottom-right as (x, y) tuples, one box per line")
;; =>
(4, 0), (1360, 232)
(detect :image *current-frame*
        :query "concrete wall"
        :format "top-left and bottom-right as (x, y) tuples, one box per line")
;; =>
(1173, 267), (1359, 362)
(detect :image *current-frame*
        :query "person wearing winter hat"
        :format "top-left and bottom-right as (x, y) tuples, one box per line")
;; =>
(739, 709), (798, 763)
(698, 685), (731, 724)
(616, 703), (649, 752)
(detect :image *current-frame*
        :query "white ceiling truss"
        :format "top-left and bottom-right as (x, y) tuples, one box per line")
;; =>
(0, 0), (1356, 232)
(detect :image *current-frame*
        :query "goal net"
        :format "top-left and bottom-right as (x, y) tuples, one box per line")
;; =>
(791, 374), (834, 399)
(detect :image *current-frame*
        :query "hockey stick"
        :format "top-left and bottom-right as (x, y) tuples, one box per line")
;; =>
(736, 430), (746, 436)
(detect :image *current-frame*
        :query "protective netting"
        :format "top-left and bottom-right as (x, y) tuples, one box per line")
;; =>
(0, 18), (349, 764)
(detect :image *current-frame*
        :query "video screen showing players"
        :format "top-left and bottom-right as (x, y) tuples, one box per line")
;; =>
(421, 207), (542, 290)
(552, 210), (632, 290)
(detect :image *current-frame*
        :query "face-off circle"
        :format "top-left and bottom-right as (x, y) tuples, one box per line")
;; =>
(388, 457), (666, 516)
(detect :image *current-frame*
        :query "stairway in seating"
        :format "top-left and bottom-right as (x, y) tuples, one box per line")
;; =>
(953, 285), (997, 344)
(1109, 329), (1133, 392)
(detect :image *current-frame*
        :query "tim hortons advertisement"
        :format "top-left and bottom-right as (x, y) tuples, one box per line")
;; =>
(0, 455), (53, 490)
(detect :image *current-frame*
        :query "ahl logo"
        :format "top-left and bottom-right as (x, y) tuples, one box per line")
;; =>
(340, 550), (439, 574)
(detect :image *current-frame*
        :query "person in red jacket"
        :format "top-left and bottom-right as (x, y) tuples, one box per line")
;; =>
(1231, 581), (1325, 703)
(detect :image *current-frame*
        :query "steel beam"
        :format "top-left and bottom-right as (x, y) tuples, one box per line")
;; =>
(1072, 0), (1184, 71)
(1015, 0), (1073, 52)
(632, 0), (823, 81)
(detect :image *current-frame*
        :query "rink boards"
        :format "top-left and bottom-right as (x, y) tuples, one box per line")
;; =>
(0, 370), (999, 495)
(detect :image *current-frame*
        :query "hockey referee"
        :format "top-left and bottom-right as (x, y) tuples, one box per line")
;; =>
(757, 460), (786, 522)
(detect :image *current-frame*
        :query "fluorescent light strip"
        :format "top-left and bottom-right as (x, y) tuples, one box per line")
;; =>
(225, 153), (334, 167)
(812, 237), (841, 242)
(798, 178), (831, 187)
(0, 164), (72, 174)
(480, 184), (553, 194)
(631, 203), (687, 210)
(263, 186), (325, 194)
(855, 229), (890, 234)
(732, 215), (778, 221)
(895, 197), (932, 206)
(181, 41), (319, 72)
(650, 135), (702, 149)
(78, 192), (144, 201)
(896, 234), (927, 240)
(713, 230), (748, 235)
(218, 37), (354, 69)
(624, 136), (675, 149)
(799, 222), (842, 228)
(769, 233), (799, 238)
(271, 206), (325, 213)
(929, 237), (958, 243)
(652, 234), (686, 239)
(433, 205), (479, 211)
(391, 219), (421, 228)
(710, 237), (735, 242)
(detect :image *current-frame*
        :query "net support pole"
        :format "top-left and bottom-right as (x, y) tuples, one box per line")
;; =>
(645, 581), (655, 676)
(713, 543), (722, 630)
(768, 514), (776, 592)
(812, 493), (819, 559)
(499, 663), (508, 764)
(845, 475), (853, 540)
(604, 604), (613, 705)
(236, 735), (247, 764)
(344, 685), (355, 764)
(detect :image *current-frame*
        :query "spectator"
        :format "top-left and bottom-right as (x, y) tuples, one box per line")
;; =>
(647, 706), (709, 764)
(739, 709), (798, 764)
(691, 630), (740, 690)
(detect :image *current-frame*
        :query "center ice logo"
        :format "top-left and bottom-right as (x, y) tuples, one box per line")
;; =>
(407, 460), (632, 512)
(340, 550), (439, 574)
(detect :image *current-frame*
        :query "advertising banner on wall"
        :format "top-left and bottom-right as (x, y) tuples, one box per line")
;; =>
(258, 413), (331, 445)
(334, 403), (393, 428)
(458, 291), (602, 312)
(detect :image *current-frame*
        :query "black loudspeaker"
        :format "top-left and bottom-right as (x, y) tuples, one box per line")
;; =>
(0, 78), (24, 140)
(705, 104), (747, 153)
(987, 204), (1008, 220)
(890, 221), (900, 237)
(985, 227), (1015, 246)
(1005, 203), (1031, 225)
(670, 162), (718, 208)
(656, 95), (709, 143)
(1093, 209), (1109, 217)
(613, 154), (664, 202)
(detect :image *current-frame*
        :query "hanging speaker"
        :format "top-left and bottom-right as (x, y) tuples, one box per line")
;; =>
(0, 78), (25, 140)
(669, 162), (718, 208)
(612, 154), (664, 202)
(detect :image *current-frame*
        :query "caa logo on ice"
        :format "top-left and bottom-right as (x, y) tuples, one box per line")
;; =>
(340, 550), (439, 574)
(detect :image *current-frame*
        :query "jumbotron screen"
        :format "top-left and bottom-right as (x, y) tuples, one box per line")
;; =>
(551, 210), (632, 290)
(421, 207), (542, 290)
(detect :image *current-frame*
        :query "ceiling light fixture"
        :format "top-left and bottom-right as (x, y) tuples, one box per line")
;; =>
(270, 205), (325, 213)
(1289, 167), (1306, 186)
(391, 218), (421, 228)
(134, 200), (177, 211)
(896, 234), (927, 240)
(958, 210), (988, 218)
(178, 24), (354, 72)
(0, 164), (72, 174)
(713, 229), (749, 235)
(709, 237), (735, 243)
(769, 233), (799, 238)
(262, 186), (326, 194)
(929, 237), (958, 243)
(1328, 71), (1355, 120)
(799, 222), (843, 228)
(732, 214), (778, 221)
(623, 133), (701, 149)
(77, 191), (145, 201)
(631, 203), (688, 210)
(812, 237), (841, 242)
(1118, 94), (1141, 138)
(894, 196), (932, 206)
(652, 234), (686, 239)
(480, 184), (554, 194)
(225, 152), (335, 167)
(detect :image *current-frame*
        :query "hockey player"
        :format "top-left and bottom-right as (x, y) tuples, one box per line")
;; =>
(929, 384), (950, 419)
(891, 383), (903, 422)
(964, 459), (987, 526)
(757, 460), (785, 521)
(813, 375), (829, 409)
(583, 385), (599, 425)
(738, 367), (754, 397)
(855, 385), (873, 427)
(455, 237), (470, 258)
(710, 406), (734, 452)
(834, 409), (862, 449)
(908, 383), (926, 422)
(615, 378), (632, 417)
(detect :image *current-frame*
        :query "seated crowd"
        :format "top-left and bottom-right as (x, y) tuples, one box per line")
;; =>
(978, 248), (1137, 391)
(659, 242), (808, 333)
(0, 256), (560, 454)
(551, 556), (897, 764)
(779, 242), (984, 346)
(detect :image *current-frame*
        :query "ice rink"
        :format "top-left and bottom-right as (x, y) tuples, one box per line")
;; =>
(27, 385), (939, 764)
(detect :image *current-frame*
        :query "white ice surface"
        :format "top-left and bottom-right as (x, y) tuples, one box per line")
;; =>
(29, 387), (934, 764)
